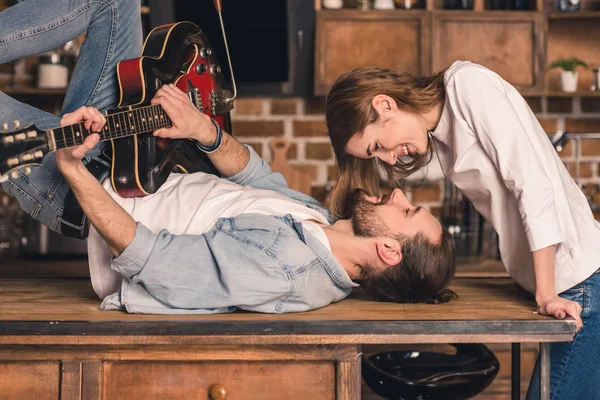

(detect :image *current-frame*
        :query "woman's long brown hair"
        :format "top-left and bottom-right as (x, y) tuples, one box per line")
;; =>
(326, 66), (446, 218)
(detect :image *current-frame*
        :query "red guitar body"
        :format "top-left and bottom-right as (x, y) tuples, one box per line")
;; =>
(111, 22), (232, 197)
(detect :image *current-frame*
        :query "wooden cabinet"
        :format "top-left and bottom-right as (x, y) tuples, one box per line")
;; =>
(0, 344), (358, 400)
(314, 2), (600, 96)
(315, 10), (431, 95)
(0, 362), (60, 400)
(546, 15), (600, 94)
(431, 11), (545, 95)
(103, 361), (335, 399)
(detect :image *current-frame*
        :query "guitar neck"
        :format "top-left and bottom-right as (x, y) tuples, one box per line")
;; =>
(47, 104), (172, 152)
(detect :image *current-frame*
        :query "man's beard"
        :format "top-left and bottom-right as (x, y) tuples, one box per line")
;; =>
(346, 189), (391, 238)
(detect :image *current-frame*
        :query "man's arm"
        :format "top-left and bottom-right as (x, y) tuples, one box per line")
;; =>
(151, 85), (325, 210)
(56, 107), (135, 256)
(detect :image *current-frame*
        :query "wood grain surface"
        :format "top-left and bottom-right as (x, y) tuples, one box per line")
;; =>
(0, 277), (541, 321)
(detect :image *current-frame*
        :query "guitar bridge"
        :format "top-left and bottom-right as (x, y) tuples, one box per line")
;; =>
(186, 80), (203, 112)
(210, 89), (234, 116)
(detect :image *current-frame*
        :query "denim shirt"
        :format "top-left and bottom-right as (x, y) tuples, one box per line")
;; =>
(101, 146), (358, 314)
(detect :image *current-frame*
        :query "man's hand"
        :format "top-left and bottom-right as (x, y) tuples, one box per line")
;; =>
(55, 106), (106, 175)
(151, 84), (217, 146)
(537, 294), (583, 331)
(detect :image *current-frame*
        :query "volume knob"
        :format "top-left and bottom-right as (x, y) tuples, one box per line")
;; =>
(210, 65), (222, 76)
(200, 47), (212, 60)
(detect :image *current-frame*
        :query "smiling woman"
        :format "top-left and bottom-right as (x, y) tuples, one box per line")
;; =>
(325, 66), (444, 218)
(325, 60), (600, 400)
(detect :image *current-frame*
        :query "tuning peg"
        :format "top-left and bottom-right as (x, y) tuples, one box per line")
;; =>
(12, 120), (20, 129)
(0, 175), (7, 183)
(10, 171), (19, 179)
(2, 122), (8, 131)
(23, 167), (31, 175)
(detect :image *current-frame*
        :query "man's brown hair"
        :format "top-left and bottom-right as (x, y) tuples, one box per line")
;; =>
(360, 230), (457, 304)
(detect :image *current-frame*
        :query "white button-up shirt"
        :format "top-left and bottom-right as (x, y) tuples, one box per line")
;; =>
(432, 61), (600, 294)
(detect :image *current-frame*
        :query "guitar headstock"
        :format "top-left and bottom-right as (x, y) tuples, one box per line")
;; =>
(0, 121), (49, 183)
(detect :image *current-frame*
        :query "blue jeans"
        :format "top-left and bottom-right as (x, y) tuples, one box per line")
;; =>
(0, 0), (142, 234)
(526, 268), (600, 400)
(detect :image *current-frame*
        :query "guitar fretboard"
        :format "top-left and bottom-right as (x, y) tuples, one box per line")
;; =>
(48, 104), (172, 151)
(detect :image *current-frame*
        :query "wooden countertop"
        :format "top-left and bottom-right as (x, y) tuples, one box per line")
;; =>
(0, 277), (575, 345)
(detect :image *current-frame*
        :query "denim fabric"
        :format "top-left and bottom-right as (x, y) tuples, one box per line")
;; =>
(102, 146), (357, 314)
(0, 0), (142, 234)
(526, 268), (600, 400)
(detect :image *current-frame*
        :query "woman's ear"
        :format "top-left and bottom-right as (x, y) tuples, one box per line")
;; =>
(372, 94), (397, 116)
(375, 238), (402, 267)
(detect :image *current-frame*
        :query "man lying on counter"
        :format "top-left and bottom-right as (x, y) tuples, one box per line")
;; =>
(39, 84), (457, 314)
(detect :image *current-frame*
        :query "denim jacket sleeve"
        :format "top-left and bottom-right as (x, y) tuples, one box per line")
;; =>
(228, 145), (324, 210)
(111, 220), (293, 313)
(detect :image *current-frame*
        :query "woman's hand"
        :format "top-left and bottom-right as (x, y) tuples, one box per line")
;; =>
(537, 294), (583, 331)
(56, 106), (105, 175)
(150, 84), (216, 146)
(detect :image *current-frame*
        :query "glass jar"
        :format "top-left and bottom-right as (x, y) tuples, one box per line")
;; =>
(557, 0), (581, 11)
(394, 0), (423, 8)
(357, 0), (372, 10)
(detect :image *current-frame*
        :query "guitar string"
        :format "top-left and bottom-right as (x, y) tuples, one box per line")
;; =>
(50, 109), (166, 148)
(51, 104), (174, 150)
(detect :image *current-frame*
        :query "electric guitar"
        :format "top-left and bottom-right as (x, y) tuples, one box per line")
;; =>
(0, 21), (234, 197)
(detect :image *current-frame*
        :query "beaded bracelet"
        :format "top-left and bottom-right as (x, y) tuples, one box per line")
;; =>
(195, 119), (223, 154)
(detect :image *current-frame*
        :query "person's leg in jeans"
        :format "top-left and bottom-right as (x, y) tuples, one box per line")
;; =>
(0, 0), (142, 235)
(526, 268), (600, 400)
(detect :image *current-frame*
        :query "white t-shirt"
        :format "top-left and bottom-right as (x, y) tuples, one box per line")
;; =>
(88, 173), (331, 299)
(433, 61), (600, 294)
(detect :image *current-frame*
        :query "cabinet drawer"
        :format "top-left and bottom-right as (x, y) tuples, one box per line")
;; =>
(103, 361), (335, 399)
(0, 361), (60, 400)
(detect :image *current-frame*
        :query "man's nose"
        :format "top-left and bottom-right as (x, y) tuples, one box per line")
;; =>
(391, 188), (411, 207)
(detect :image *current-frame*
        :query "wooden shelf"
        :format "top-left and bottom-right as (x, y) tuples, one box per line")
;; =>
(1, 87), (66, 96)
(547, 10), (600, 18)
(432, 9), (541, 15)
(319, 8), (540, 14)
(544, 90), (600, 97)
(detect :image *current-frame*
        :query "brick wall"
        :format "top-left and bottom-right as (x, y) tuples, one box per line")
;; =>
(231, 96), (600, 218)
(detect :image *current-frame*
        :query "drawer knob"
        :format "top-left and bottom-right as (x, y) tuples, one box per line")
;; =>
(209, 384), (228, 400)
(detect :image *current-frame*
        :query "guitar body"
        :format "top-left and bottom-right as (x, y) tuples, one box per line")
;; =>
(111, 22), (232, 197)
